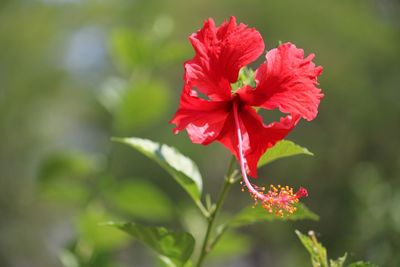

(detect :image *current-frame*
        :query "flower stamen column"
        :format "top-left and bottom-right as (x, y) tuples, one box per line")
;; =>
(232, 100), (308, 216)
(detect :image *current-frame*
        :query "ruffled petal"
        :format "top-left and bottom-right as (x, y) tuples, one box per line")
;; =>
(240, 108), (300, 177)
(237, 43), (323, 121)
(185, 16), (265, 101)
(216, 105), (300, 177)
(170, 86), (231, 145)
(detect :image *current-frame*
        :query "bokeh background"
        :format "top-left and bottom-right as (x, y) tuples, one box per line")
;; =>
(1, 0), (399, 266)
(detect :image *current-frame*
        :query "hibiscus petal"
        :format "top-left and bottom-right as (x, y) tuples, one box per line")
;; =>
(238, 43), (323, 121)
(216, 105), (300, 177)
(170, 86), (231, 145)
(215, 111), (239, 160)
(240, 107), (300, 177)
(185, 16), (265, 101)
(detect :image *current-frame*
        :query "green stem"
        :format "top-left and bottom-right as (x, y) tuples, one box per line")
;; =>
(208, 223), (228, 252)
(196, 157), (237, 267)
(195, 199), (210, 218)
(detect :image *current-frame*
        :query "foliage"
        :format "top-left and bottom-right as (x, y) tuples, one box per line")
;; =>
(257, 140), (314, 167)
(113, 137), (319, 266)
(112, 137), (205, 214)
(230, 203), (319, 227)
(107, 222), (195, 267)
(296, 230), (378, 267)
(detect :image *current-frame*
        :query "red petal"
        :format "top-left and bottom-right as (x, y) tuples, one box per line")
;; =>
(238, 43), (323, 121)
(240, 107), (300, 177)
(185, 16), (265, 101)
(215, 112), (239, 159)
(217, 105), (299, 177)
(170, 86), (231, 145)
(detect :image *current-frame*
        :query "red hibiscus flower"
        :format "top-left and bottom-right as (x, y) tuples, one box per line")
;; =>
(170, 16), (323, 214)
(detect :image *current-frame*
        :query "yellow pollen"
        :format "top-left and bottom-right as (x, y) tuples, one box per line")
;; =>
(240, 180), (307, 218)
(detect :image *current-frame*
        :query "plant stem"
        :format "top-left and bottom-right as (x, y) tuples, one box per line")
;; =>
(196, 156), (237, 267)
(195, 199), (210, 218)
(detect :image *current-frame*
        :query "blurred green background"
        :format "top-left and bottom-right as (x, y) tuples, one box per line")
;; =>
(1, 0), (399, 266)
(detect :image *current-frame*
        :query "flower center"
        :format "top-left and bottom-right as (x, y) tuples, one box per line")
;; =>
(232, 100), (307, 216)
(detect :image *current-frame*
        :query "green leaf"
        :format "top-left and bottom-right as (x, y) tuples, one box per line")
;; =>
(110, 29), (154, 72)
(112, 137), (205, 213)
(113, 81), (170, 133)
(38, 151), (101, 182)
(107, 222), (195, 267)
(296, 231), (378, 267)
(231, 67), (255, 91)
(257, 140), (313, 168)
(59, 250), (79, 267)
(208, 204), (318, 262)
(40, 177), (89, 204)
(105, 180), (173, 222)
(38, 152), (101, 203)
(295, 230), (329, 267)
(158, 41), (191, 64)
(110, 27), (189, 72)
(230, 203), (319, 228)
(77, 204), (129, 250)
(330, 253), (347, 267)
(347, 262), (378, 267)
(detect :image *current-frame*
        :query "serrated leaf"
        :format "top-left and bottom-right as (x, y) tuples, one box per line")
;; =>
(107, 222), (195, 267)
(230, 203), (319, 228)
(295, 230), (329, 267)
(330, 253), (347, 267)
(112, 137), (203, 209)
(347, 262), (378, 267)
(258, 140), (313, 167)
